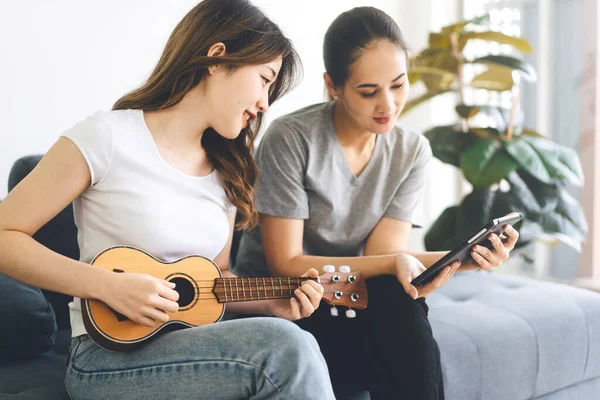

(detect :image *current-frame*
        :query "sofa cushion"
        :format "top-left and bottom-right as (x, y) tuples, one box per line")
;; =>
(0, 274), (57, 362)
(0, 328), (70, 399)
(428, 271), (600, 400)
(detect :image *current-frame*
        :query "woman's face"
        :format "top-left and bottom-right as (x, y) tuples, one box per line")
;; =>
(329, 39), (409, 134)
(204, 56), (282, 139)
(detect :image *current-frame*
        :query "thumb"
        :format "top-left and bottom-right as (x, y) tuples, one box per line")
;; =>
(404, 283), (419, 300)
(397, 269), (418, 299)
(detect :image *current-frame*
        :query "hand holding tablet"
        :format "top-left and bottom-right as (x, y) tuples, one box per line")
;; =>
(411, 212), (522, 287)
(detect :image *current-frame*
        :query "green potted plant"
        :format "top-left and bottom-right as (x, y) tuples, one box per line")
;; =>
(402, 15), (587, 257)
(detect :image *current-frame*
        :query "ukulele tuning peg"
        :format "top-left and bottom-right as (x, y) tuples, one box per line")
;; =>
(339, 265), (351, 273)
(323, 265), (335, 273)
(345, 308), (356, 319)
(330, 306), (339, 317)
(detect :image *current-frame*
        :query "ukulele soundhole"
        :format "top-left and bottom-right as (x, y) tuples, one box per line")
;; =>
(169, 276), (196, 309)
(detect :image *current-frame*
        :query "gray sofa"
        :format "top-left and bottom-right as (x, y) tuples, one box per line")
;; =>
(2, 155), (600, 400)
(428, 271), (600, 400)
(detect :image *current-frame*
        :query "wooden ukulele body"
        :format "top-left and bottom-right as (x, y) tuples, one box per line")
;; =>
(81, 246), (224, 352)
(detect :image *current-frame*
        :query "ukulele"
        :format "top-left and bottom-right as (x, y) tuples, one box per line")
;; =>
(81, 246), (368, 352)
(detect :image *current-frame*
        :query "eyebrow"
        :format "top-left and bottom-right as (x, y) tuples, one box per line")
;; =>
(267, 67), (277, 79)
(356, 73), (406, 89)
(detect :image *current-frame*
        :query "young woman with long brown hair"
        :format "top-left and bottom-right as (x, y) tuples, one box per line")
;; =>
(0, 1), (335, 398)
(234, 6), (520, 400)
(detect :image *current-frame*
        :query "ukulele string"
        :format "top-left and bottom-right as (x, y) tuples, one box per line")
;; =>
(190, 287), (351, 294)
(187, 288), (356, 302)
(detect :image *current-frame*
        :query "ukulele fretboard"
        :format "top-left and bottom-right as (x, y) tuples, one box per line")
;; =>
(212, 277), (314, 303)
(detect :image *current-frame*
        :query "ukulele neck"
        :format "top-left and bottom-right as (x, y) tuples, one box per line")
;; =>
(212, 277), (315, 303)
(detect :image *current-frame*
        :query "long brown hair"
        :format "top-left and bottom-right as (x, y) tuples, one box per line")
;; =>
(113, 0), (301, 229)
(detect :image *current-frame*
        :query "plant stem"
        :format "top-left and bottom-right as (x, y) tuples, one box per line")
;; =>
(450, 32), (468, 131)
(506, 83), (520, 140)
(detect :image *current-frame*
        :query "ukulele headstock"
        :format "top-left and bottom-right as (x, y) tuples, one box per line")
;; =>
(320, 265), (368, 317)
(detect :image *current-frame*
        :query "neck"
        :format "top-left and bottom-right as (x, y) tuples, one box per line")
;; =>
(332, 100), (377, 153)
(144, 89), (211, 149)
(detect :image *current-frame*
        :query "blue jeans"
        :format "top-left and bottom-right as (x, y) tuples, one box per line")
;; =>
(65, 317), (335, 399)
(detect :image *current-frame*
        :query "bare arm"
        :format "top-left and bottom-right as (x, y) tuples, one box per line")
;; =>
(0, 138), (113, 299)
(363, 217), (453, 268)
(261, 213), (467, 299)
(260, 214), (397, 279)
(363, 217), (517, 272)
(0, 138), (179, 327)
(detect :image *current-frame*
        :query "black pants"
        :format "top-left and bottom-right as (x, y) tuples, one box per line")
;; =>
(296, 275), (444, 400)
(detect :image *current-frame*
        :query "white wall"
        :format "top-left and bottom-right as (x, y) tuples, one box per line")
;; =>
(0, 0), (461, 250)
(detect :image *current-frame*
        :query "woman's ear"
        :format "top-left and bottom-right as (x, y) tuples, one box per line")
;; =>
(323, 73), (340, 99)
(207, 42), (227, 75)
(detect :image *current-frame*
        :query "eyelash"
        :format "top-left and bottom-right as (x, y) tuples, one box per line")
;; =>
(361, 84), (404, 99)
(262, 76), (271, 85)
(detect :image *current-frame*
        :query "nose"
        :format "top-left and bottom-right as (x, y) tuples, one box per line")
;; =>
(377, 89), (396, 114)
(257, 90), (270, 113)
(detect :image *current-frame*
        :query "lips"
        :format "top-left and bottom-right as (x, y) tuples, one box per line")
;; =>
(242, 110), (257, 129)
(373, 116), (391, 124)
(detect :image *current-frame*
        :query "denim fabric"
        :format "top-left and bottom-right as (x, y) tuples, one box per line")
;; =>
(65, 317), (335, 400)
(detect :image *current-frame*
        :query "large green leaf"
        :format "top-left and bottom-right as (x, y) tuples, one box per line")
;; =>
(503, 137), (553, 184)
(414, 48), (449, 60)
(508, 169), (586, 251)
(413, 51), (459, 72)
(536, 190), (588, 251)
(429, 33), (451, 49)
(504, 171), (544, 214)
(521, 128), (546, 138)
(470, 55), (537, 82)
(424, 125), (478, 167)
(424, 182), (587, 253)
(521, 136), (584, 186)
(460, 139), (519, 187)
(456, 104), (485, 119)
(459, 31), (533, 53)
(469, 65), (514, 92)
(401, 89), (454, 115)
(424, 189), (527, 251)
(469, 127), (503, 139)
(424, 206), (462, 251)
(555, 146), (585, 186)
(513, 169), (560, 213)
(412, 51), (459, 91)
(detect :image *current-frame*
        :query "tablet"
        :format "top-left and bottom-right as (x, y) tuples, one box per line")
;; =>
(410, 212), (522, 287)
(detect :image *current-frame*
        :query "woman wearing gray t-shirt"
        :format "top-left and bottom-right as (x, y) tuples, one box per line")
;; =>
(234, 6), (520, 400)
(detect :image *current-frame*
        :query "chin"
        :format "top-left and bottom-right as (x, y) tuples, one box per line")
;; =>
(213, 125), (243, 140)
(369, 123), (394, 134)
(224, 130), (243, 140)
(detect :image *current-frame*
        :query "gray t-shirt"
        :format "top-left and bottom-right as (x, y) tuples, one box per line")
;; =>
(234, 101), (432, 278)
